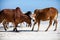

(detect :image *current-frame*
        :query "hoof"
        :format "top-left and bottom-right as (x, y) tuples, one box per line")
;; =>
(54, 29), (56, 31)
(5, 30), (7, 31)
(15, 30), (19, 32)
(13, 29), (15, 32)
(4, 29), (7, 31)
(45, 29), (48, 32)
(31, 29), (33, 31)
(13, 30), (19, 32)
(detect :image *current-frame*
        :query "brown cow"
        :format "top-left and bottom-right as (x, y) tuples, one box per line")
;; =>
(0, 7), (32, 32)
(31, 7), (58, 31)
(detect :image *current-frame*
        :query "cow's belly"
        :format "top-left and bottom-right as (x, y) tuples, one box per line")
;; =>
(40, 17), (50, 21)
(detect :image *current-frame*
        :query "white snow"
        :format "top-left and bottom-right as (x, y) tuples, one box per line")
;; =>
(0, 14), (60, 40)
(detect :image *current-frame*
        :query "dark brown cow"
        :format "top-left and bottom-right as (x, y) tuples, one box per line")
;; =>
(0, 7), (32, 32)
(31, 7), (58, 31)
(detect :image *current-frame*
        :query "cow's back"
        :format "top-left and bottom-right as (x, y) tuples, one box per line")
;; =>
(34, 7), (58, 21)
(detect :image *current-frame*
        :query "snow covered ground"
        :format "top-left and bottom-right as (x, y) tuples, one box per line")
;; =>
(0, 14), (60, 40)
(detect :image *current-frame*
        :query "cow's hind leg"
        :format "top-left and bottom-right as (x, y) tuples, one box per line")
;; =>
(45, 19), (52, 31)
(3, 20), (8, 31)
(3, 24), (7, 31)
(5, 22), (9, 29)
(53, 19), (58, 31)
